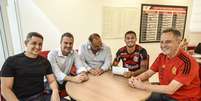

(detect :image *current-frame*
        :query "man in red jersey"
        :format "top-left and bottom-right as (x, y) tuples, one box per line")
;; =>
(129, 28), (201, 101)
(113, 31), (149, 78)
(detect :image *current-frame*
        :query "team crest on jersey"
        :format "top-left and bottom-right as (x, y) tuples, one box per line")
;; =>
(123, 58), (126, 61)
(133, 56), (139, 62)
(134, 52), (139, 54)
(171, 66), (177, 75)
(162, 65), (165, 68)
(121, 53), (127, 55)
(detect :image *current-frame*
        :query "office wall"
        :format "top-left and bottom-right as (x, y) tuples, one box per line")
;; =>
(102, 0), (200, 82)
(19, 0), (103, 50)
(18, 0), (201, 81)
(190, 0), (201, 32)
(102, 0), (201, 64)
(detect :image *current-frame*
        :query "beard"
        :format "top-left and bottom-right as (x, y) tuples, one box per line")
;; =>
(127, 43), (135, 48)
(161, 47), (171, 55)
(127, 45), (134, 48)
(62, 47), (72, 55)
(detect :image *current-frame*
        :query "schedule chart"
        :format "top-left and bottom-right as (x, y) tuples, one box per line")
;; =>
(139, 4), (187, 43)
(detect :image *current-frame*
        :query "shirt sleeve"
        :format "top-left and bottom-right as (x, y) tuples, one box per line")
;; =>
(47, 51), (66, 82)
(45, 60), (53, 75)
(78, 45), (91, 71)
(139, 48), (148, 60)
(101, 47), (112, 71)
(1, 57), (16, 77)
(174, 60), (199, 85)
(74, 52), (87, 74)
(112, 49), (121, 66)
(150, 54), (163, 72)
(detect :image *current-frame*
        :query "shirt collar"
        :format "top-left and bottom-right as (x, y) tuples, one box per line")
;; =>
(87, 41), (104, 51)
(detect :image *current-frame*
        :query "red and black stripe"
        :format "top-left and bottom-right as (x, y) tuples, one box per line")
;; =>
(178, 54), (191, 75)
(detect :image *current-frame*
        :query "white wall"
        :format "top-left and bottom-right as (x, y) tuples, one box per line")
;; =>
(102, 0), (201, 82)
(18, 0), (201, 82)
(104, 0), (201, 64)
(189, 0), (201, 32)
(19, 0), (103, 50)
(18, 0), (61, 50)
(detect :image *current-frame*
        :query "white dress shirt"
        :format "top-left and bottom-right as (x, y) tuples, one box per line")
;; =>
(48, 48), (87, 84)
(79, 42), (112, 71)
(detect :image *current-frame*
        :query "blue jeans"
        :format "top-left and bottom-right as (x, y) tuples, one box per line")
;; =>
(146, 92), (177, 101)
(19, 92), (69, 101)
(43, 93), (69, 101)
(19, 92), (44, 101)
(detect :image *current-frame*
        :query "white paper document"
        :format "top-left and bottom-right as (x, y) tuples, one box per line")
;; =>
(192, 54), (201, 58)
(112, 66), (129, 75)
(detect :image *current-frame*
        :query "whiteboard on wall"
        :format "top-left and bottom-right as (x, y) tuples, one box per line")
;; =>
(103, 7), (138, 39)
(190, 0), (201, 32)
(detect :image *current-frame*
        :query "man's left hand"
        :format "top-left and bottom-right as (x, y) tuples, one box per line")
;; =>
(79, 72), (89, 81)
(123, 71), (132, 78)
(95, 68), (104, 76)
(128, 76), (145, 90)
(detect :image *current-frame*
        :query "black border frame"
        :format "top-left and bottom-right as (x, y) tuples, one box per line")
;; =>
(139, 4), (188, 43)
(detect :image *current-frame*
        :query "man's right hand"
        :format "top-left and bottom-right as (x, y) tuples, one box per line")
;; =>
(89, 68), (104, 76)
(88, 68), (98, 76)
(123, 71), (132, 78)
(79, 72), (89, 81)
(71, 74), (88, 83)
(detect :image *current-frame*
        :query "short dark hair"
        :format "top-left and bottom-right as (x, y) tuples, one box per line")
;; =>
(125, 31), (136, 38)
(25, 32), (43, 44)
(88, 33), (100, 42)
(60, 32), (74, 43)
(162, 28), (181, 38)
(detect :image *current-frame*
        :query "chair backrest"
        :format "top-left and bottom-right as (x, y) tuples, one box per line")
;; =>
(199, 64), (201, 87)
(195, 43), (201, 54)
(39, 50), (77, 75)
(39, 51), (50, 58)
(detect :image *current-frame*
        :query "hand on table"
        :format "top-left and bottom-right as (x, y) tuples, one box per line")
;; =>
(123, 71), (132, 78)
(89, 68), (104, 76)
(128, 76), (145, 90)
(71, 73), (88, 83)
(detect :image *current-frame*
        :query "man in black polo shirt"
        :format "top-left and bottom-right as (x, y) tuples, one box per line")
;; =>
(1, 32), (60, 101)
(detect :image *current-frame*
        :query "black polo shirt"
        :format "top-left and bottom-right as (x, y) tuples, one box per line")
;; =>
(1, 52), (53, 98)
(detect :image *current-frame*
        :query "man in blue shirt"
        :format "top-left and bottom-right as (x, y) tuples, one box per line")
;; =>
(79, 33), (112, 76)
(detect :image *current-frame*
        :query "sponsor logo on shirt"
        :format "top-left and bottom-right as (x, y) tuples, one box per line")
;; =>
(162, 65), (165, 68)
(133, 56), (139, 62)
(171, 66), (177, 75)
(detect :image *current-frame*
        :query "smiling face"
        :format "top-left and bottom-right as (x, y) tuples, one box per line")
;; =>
(60, 36), (74, 56)
(160, 32), (181, 57)
(124, 33), (137, 48)
(25, 36), (43, 56)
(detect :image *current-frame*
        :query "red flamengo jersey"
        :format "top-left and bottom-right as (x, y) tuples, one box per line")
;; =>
(113, 45), (148, 71)
(151, 49), (201, 101)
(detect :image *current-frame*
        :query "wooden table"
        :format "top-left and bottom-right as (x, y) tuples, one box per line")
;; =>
(66, 72), (151, 101)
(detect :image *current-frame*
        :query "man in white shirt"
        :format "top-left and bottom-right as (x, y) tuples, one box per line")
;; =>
(79, 33), (112, 76)
(48, 32), (88, 94)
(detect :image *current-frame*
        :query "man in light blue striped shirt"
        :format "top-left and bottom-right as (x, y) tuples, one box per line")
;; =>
(79, 33), (112, 76)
